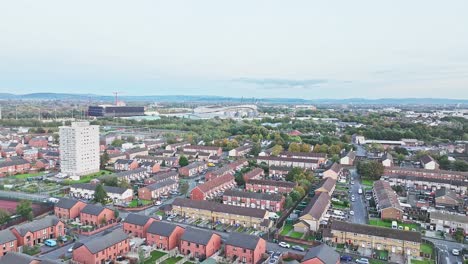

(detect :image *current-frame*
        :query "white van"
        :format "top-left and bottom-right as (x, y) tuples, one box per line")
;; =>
(333, 210), (344, 216)
(358, 188), (363, 194)
(392, 221), (398, 229)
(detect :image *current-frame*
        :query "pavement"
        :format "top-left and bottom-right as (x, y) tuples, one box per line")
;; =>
(348, 169), (367, 225)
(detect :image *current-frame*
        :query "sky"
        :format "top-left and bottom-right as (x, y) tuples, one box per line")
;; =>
(0, 0), (467, 99)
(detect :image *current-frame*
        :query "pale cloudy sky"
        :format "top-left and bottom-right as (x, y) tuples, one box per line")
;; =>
(0, 0), (467, 99)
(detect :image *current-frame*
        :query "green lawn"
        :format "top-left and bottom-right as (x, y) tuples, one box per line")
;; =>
(369, 259), (387, 264)
(63, 170), (112, 184)
(144, 251), (167, 264)
(420, 243), (434, 255)
(10, 172), (45, 179)
(411, 259), (435, 264)
(369, 219), (420, 231)
(288, 231), (304, 239)
(280, 224), (294, 236)
(332, 201), (350, 209)
(128, 199), (152, 207)
(361, 179), (374, 186)
(161, 256), (183, 264)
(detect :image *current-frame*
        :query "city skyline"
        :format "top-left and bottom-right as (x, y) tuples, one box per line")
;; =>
(1, 0), (467, 99)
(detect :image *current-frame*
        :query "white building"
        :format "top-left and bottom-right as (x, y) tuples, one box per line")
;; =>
(70, 183), (134, 203)
(59, 121), (100, 176)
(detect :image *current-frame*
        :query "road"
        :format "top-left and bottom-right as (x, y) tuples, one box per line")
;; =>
(427, 238), (466, 264)
(348, 169), (367, 225)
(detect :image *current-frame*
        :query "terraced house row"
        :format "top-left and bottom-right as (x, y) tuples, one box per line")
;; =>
(222, 189), (285, 212)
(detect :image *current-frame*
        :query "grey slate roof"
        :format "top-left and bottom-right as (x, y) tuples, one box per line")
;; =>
(80, 229), (128, 254)
(0, 229), (16, 244)
(173, 198), (267, 219)
(303, 244), (340, 264)
(0, 252), (34, 264)
(123, 213), (152, 226)
(81, 204), (106, 216)
(71, 183), (129, 194)
(225, 232), (261, 250)
(147, 221), (181, 237)
(331, 221), (422, 243)
(13, 215), (60, 236)
(223, 189), (283, 201)
(181, 227), (217, 245)
(0, 158), (29, 168)
(145, 179), (177, 191)
(55, 197), (81, 209)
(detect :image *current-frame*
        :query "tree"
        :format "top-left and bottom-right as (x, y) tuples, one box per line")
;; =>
(300, 143), (311, 153)
(16, 200), (33, 221)
(284, 196), (294, 209)
(161, 160), (166, 167)
(114, 210), (119, 219)
(179, 181), (189, 195)
(289, 190), (301, 202)
(288, 143), (301, 152)
(101, 176), (118, 187)
(179, 155), (189, 167)
(0, 209), (10, 225)
(453, 228), (465, 243)
(111, 139), (124, 147)
(271, 145), (284, 156)
(357, 160), (384, 180)
(249, 143), (261, 156)
(100, 152), (110, 169)
(328, 144), (342, 155)
(94, 184), (108, 204)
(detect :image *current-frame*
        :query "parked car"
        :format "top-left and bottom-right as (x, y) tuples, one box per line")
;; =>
(278, 242), (290, 248)
(349, 210), (354, 216)
(155, 200), (162, 205)
(68, 246), (73, 253)
(356, 258), (369, 264)
(452, 249), (460, 256)
(61, 236), (68, 242)
(44, 239), (57, 247)
(292, 245), (305, 252)
(340, 255), (353, 262)
(272, 252), (282, 259)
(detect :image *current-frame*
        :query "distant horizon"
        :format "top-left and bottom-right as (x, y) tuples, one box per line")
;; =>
(2, 92), (468, 102)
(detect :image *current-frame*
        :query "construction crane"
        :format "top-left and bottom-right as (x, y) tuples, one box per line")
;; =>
(112, 91), (121, 105)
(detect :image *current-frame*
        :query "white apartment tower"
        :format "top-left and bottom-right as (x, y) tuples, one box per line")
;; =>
(59, 121), (100, 176)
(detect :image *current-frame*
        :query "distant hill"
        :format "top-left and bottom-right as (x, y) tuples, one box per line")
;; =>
(0, 93), (467, 105)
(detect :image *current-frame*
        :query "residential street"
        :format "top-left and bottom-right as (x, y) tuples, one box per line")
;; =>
(427, 238), (466, 264)
(349, 169), (367, 225)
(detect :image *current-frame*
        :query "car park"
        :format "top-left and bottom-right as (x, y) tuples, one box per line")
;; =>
(292, 245), (305, 251)
(278, 242), (290, 248)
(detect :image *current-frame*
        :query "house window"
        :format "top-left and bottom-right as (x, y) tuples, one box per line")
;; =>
(10, 242), (14, 247)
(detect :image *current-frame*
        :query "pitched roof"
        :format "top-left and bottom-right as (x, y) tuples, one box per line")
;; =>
(280, 151), (326, 158)
(123, 213), (152, 226)
(225, 232), (261, 250)
(147, 221), (181, 237)
(173, 198), (267, 219)
(346, 151), (356, 160)
(0, 158), (29, 168)
(0, 252), (37, 264)
(382, 152), (393, 161)
(0, 229), (17, 244)
(81, 204), (107, 216)
(80, 229), (128, 254)
(55, 197), (82, 209)
(302, 244), (340, 264)
(71, 183), (130, 194)
(373, 180), (402, 211)
(243, 168), (264, 180)
(247, 179), (296, 188)
(144, 179), (177, 191)
(316, 178), (336, 193)
(113, 167), (147, 177)
(195, 173), (234, 193)
(223, 189), (283, 201)
(13, 215), (60, 236)
(430, 211), (468, 224)
(327, 163), (342, 173)
(181, 161), (206, 170)
(115, 159), (135, 165)
(420, 154), (436, 165)
(302, 192), (330, 220)
(331, 221), (422, 242)
(181, 227), (218, 245)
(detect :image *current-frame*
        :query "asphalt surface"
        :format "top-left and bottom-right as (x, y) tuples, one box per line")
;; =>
(348, 169), (368, 225)
(428, 238), (466, 264)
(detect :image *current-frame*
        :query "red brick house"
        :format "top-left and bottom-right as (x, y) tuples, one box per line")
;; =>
(225, 233), (266, 264)
(54, 198), (87, 220)
(10, 216), (65, 247)
(34, 159), (55, 170)
(245, 179), (296, 194)
(122, 213), (156, 238)
(0, 229), (18, 256)
(242, 168), (264, 182)
(79, 204), (116, 226)
(183, 145), (222, 156)
(179, 161), (207, 177)
(138, 179), (178, 200)
(139, 161), (160, 173)
(180, 227), (221, 259)
(72, 229), (129, 264)
(146, 221), (185, 250)
(114, 159), (139, 171)
(28, 137), (48, 148)
(223, 189), (285, 212)
(0, 159), (31, 177)
(190, 174), (235, 200)
(228, 159), (249, 171)
(205, 165), (234, 181)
